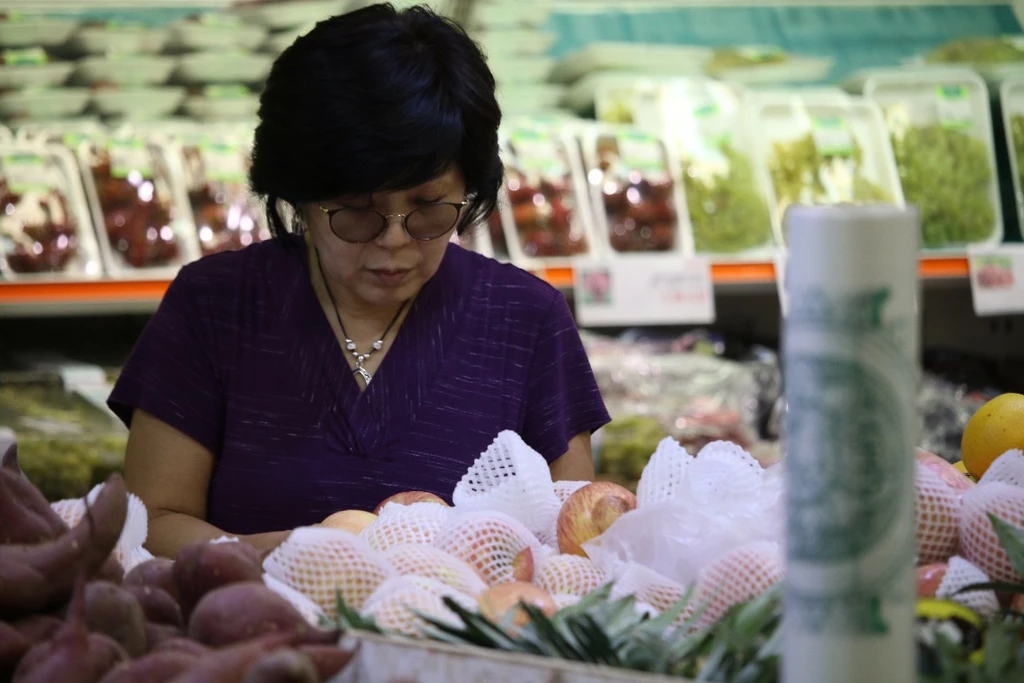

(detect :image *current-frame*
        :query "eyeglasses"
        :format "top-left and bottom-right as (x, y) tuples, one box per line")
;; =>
(318, 200), (469, 243)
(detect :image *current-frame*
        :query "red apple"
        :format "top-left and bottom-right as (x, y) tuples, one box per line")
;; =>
(557, 482), (637, 557)
(477, 582), (556, 629)
(320, 509), (377, 535)
(916, 563), (948, 598)
(916, 449), (975, 494)
(373, 491), (449, 515)
(511, 547), (534, 583)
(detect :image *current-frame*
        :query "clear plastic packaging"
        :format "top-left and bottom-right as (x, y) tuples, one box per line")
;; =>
(578, 125), (691, 255)
(549, 43), (711, 85)
(497, 121), (598, 267)
(65, 22), (169, 56)
(174, 52), (272, 85)
(76, 131), (199, 277)
(0, 141), (103, 279)
(704, 46), (834, 85)
(921, 35), (1024, 84)
(857, 67), (1001, 249)
(0, 47), (73, 92)
(1001, 74), (1024, 233)
(174, 131), (269, 255)
(0, 15), (77, 50)
(182, 84), (260, 122)
(73, 55), (177, 88)
(166, 14), (267, 53)
(746, 90), (904, 245)
(658, 79), (775, 257)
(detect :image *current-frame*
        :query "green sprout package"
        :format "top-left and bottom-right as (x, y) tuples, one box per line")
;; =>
(1000, 74), (1024, 233)
(659, 79), (775, 256)
(747, 90), (903, 245)
(860, 67), (1001, 249)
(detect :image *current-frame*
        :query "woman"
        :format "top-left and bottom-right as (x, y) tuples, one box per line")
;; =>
(109, 3), (610, 558)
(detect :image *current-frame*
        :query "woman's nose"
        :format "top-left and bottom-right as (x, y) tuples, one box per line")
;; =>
(376, 214), (411, 247)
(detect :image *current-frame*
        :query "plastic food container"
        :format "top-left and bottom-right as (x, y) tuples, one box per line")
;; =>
(73, 55), (177, 88)
(853, 67), (1002, 250)
(65, 23), (169, 56)
(746, 90), (904, 246)
(234, 0), (348, 30)
(0, 142), (102, 279)
(182, 85), (260, 121)
(470, 1), (553, 30)
(0, 89), (90, 122)
(91, 87), (186, 121)
(564, 72), (678, 116)
(704, 46), (834, 85)
(550, 43), (711, 85)
(1000, 74), (1024, 237)
(578, 125), (691, 256)
(475, 29), (557, 57)
(0, 15), (78, 49)
(166, 14), (268, 53)
(488, 56), (554, 86)
(920, 35), (1024, 85)
(497, 122), (598, 267)
(658, 79), (775, 257)
(261, 23), (315, 55)
(75, 133), (199, 278)
(496, 84), (565, 116)
(0, 48), (73, 92)
(175, 52), (272, 85)
(174, 133), (269, 255)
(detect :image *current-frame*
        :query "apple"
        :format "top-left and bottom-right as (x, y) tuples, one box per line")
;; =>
(916, 448), (975, 494)
(320, 509), (377, 535)
(372, 491), (449, 515)
(916, 563), (948, 598)
(557, 481), (637, 557)
(477, 582), (556, 629)
(511, 547), (534, 583)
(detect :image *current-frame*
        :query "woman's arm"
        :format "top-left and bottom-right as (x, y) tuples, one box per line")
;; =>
(124, 409), (289, 558)
(549, 432), (596, 482)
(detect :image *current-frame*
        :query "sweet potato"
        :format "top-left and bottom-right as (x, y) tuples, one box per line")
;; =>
(0, 467), (68, 544)
(165, 633), (292, 683)
(124, 585), (183, 628)
(83, 581), (147, 658)
(11, 616), (62, 645)
(241, 649), (318, 683)
(187, 582), (310, 647)
(153, 638), (210, 658)
(0, 475), (128, 619)
(173, 542), (262, 619)
(0, 620), (30, 670)
(124, 558), (178, 601)
(96, 556), (124, 584)
(13, 575), (128, 683)
(145, 623), (185, 653)
(296, 645), (356, 680)
(98, 651), (198, 683)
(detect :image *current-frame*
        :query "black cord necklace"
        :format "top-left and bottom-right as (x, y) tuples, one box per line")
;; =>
(314, 246), (409, 387)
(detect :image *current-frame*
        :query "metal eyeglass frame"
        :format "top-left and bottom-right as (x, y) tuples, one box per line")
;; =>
(318, 200), (470, 243)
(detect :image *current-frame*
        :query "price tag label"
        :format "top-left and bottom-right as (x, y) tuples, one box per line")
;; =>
(1, 152), (53, 193)
(936, 85), (974, 130)
(108, 138), (152, 179)
(198, 141), (246, 183)
(968, 244), (1024, 316)
(811, 116), (854, 157)
(573, 255), (715, 326)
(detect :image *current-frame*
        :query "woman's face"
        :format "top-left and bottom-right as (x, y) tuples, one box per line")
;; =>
(303, 168), (466, 310)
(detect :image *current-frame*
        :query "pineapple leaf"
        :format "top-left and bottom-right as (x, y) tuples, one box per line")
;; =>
(520, 602), (590, 661)
(333, 591), (384, 634)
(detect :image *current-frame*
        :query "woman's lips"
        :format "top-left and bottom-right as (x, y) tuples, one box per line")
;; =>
(368, 268), (411, 287)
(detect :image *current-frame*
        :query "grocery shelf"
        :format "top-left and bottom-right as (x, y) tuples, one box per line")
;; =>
(0, 256), (972, 318)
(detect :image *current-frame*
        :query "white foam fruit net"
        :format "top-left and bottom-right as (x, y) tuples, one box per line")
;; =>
(915, 462), (961, 565)
(263, 526), (395, 616)
(452, 431), (562, 546)
(433, 510), (542, 586)
(51, 483), (151, 572)
(686, 541), (783, 627)
(361, 575), (476, 638)
(360, 502), (453, 552)
(980, 450), (1024, 488)
(608, 561), (686, 613)
(263, 573), (327, 626)
(936, 556), (999, 618)
(554, 480), (590, 505)
(961, 481), (1024, 584)
(535, 553), (608, 598)
(635, 437), (693, 508)
(383, 543), (488, 597)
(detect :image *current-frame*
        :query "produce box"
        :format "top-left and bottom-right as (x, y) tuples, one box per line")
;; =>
(65, 23), (169, 56)
(577, 124), (694, 256)
(658, 79), (776, 257)
(166, 14), (268, 53)
(91, 87), (187, 121)
(75, 131), (200, 279)
(0, 140), (103, 280)
(332, 631), (690, 683)
(704, 45), (833, 85)
(73, 55), (177, 88)
(0, 15), (78, 49)
(0, 48), (73, 91)
(856, 67), (1002, 250)
(1000, 74), (1024, 232)
(549, 43), (710, 85)
(496, 120), (600, 268)
(746, 89), (903, 246)
(921, 35), (1024, 85)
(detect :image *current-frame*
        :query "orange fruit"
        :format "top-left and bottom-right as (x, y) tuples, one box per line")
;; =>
(961, 393), (1024, 479)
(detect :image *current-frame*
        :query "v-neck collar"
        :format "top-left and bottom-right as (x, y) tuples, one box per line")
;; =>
(289, 236), (474, 457)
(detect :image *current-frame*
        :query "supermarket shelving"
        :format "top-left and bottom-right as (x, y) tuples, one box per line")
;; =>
(0, 255), (972, 317)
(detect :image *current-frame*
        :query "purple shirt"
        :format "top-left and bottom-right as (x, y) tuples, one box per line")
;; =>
(108, 236), (610, 535)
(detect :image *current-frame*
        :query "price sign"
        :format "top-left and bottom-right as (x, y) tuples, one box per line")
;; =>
(573, 255), (715, 326)
(968, 244), (1024, 316)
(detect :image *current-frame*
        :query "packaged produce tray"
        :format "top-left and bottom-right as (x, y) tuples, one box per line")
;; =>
(1001, 74), (1024, 232)
(704, 46), (834, 85)
(331, 630), (691, 683)
(550, 43), (711, 85)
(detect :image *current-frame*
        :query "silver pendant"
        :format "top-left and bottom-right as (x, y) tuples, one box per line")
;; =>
(354, 366), (373, 385)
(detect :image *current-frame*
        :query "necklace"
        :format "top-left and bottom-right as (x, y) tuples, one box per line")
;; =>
(314, 246), (409, 387)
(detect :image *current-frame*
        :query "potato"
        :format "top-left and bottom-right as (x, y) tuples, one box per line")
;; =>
(173, 543), (262, 619)
(187, 582), (310, 647)
(98, 651), (197, 683)
(124, 559), (178, 601)
(83, 582), (147, 658)
(296, 645), (356, 680)
(0, 620), (30, 671)
(241, 649), (318, 683)
(124, 585), (183, 628)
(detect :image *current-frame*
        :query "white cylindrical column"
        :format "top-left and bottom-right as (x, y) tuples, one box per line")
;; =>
(782, 204), (920, 683)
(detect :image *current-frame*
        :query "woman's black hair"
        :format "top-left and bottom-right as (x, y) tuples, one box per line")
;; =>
(249, 3), (502, 239)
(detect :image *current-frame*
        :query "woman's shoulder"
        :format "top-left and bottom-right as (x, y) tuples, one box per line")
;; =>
(173, 235), (305, 297)
(446, 244), (561, 314)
